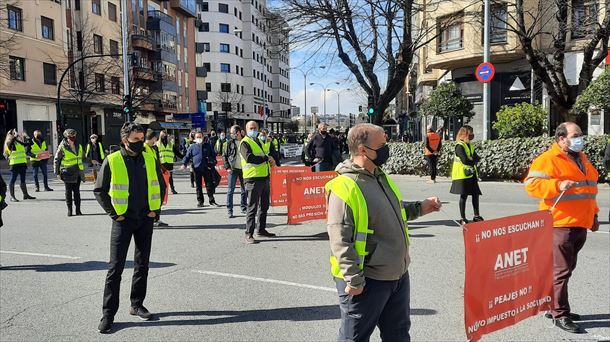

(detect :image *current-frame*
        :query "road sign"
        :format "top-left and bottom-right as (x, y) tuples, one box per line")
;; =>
(475, 62), (495, 83)
(191, 113), (206, 129)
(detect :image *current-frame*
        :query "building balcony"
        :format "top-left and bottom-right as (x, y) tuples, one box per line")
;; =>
(133, 66), (155, 81)
(154, 100), (178, 113)
(131, 34), (155, 51)
(139, 99), (158, 112)
(170, 0), (197, 18)
(426, 42), (524, 70)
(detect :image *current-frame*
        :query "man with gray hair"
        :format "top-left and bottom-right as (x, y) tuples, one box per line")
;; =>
(326, 123), (442, 341)
(306, 122), (337, 172)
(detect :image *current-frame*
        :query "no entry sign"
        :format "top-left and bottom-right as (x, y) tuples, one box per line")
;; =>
(476, 62), (495, 83)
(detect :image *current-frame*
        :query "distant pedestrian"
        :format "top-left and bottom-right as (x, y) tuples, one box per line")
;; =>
(326, 123), (441, 341)
(0, 174), (6, 228)
(181, 131), (219, 207)
(424, 124), (442, 184)
(3, 129), (36, 201)
(86, 134), (106, 182)
(156, 130), (183, 194)
(144, 129), (169, 228)
(215, 132), (227, 156)
(306, 123), (338, 172)
(524, 122), (600, 334)
(30, 130), (54, 192)
(223, 125), (248, 218)
(94, 122), (165, 334)
(259, 129), (281, 167)
(450, 125), (483, 224)
(268, 131), (282, 166)
(241, 121), (276, 243)
(54, 129), (85, 216)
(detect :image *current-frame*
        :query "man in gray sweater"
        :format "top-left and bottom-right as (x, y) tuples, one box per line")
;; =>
(326, 123), (441, 341)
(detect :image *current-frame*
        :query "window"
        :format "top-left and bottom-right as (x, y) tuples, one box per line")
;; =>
(7, 6), (22, 31)
(572, 0), (599, 39)
(111, 77), (120, 94)
(220, 63), (230, 72)
(221, 83), (231, 92)
(206, 102), (213, 111)
(201, 2), (208, 11)
(75, 0), (80, 10)
(202, 42), (210, 52)
(205, 82), (212, 91)
(108, 2), (117, 22)
(92, 0), (101, 15)
(200, 22), (210, 32)
(43, 63), (56, 85)
(220, 43), (230, 53)
(94, 34), (103, 54)
(489, 4), (507, 44)
(95, 73), (105, 92)
(110, 40), (119, 56)
(9, 56), (25, 81)
(219, 3), (229, 13)
(41, 16), (54, 40)
(437, 14), (463, 52)
(221, 102), (232, 112)
(219, 23), (229, 33)
(76, 31), (82, 51)
(203, 62), (211, 72)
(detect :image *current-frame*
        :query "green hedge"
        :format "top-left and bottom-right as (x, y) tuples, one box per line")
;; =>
(385, 135), (609, 182)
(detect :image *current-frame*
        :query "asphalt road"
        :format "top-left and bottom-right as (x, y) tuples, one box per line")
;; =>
(1, 169), (608, 341)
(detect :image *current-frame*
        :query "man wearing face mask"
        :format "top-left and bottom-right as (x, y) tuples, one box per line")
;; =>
(306, 123), (338, 172)
(524, 122), (599, 334)
(156, 130), (183, 194)
(215, 132), (227, 156)
(94, 122), (165, 334)
(240, 121), (276, 244)
(326, 123), (441, 341)
(181, 131), (218, 207)
(223, 125), (248, 218)
(30, 130), (53, 192)
(258, 129), (281, 167)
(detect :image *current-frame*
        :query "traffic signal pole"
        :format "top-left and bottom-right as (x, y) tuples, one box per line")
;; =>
(121, 0), (131, 122)
(483, 0), (490, 140)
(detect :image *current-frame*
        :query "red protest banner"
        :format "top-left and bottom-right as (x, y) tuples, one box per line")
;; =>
(270, 166), (312, 206)
(286, 171), (336, 224)
(203, 156), (236, 187)
(463, 210), (554, 341)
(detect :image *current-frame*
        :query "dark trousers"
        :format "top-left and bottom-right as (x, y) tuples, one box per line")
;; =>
(9, 164), (27, 197)
(227, 169), (247, 214)
(169, 172), (175, 192)
(551, 227), (587, 319)
(190, 171), (195, 187)
(425, 155), (438, 180)
(33, 162), (50, 189)
(335, 273), (411, 342)
(245, 178), (270, 235)
(102, 216), (154, 318)
(64, 181), (81, 210)
(459, 194), (480, 219)
(194, 169), (215, 205)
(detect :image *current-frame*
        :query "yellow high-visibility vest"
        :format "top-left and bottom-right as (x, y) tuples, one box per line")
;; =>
(107, 151), (161, 216)
(144, 143), (158, 160)
(6, 142), (27, 165)
(451, 141), (477, 180)
(259, 138), (271, 154)
(60, 145), (84, 171)
(157, 141), (174, 164)
(240, 136), (270, 179)
(30, 140), (47, 162)
(86, 142), (106, 160)
(325, 174), (410, 279)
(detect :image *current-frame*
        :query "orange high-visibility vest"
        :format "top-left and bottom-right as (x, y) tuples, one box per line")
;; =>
(524, 143), (599, 229)
(424, 132), (441, 156)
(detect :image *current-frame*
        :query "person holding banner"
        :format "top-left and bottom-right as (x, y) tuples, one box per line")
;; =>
(524, 122), (600, 334)
(450, 125), (483, 224)
(86, 134), (106, 182)
(223, 125), (248, 218)
(326, 123), (441, 341)
(30, 130), (54, 192)
(54, 129), (85, 216)
(241, 121), (276, 244)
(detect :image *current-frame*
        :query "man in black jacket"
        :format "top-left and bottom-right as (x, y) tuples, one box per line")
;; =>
(223, 125), (247, 218)
(182, 130), (218, 207)
(306, 123), (337, 172)
(93, 122), (166, 334)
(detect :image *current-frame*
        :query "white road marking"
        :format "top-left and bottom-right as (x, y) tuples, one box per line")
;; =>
(192, 270), (336, 292)
(0, 250), (81, 260)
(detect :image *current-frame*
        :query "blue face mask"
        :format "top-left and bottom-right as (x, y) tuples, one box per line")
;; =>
(248, 130), (258, 138)
(568, 136), (584, 153)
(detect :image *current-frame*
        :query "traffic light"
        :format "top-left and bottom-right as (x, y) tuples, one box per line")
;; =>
(367, 95), (375, 118)
(122, 95), (132, 117)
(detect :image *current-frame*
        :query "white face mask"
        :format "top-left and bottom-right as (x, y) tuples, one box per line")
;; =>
(568, 136), (584, 153)
(195, 138), (203, 144)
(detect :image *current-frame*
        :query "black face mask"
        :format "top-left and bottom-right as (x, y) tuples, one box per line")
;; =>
(365, 144), (390, 167)
(127, 140), (144, 155)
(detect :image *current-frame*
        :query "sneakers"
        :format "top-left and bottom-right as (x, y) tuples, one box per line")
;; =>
(257, 230), (276, 237)
(553, 317), (584, 333)
(154, 220), (169, 227)
(97, 316), (113, 334)
(545, 312), (581, 321)
(245, 234), (257, 244)
(473, 215), (484, 222)
(129, 306), (153, 321)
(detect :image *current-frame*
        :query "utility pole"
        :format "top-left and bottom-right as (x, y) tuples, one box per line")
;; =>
(121, 0), (131, 121)
(482, 0), (490, 140)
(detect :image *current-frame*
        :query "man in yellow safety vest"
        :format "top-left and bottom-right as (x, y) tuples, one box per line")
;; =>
(326, 123), (441, 341)
(93, 122), (166, 334)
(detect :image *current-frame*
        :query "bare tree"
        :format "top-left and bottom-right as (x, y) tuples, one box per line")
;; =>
(212, 74), (244, 118)
(487, 0), (609, 121)
(0, 1), (19, 80)
(282, 0), (451, 124)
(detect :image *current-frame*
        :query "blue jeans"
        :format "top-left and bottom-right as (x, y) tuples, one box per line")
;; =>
(227, 168), (247, 214)
(33, 161), (49, 189)
(315, 161), (333, 172)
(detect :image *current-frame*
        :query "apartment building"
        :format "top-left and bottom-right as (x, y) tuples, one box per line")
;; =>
(414, 0), (608, 138)
(194, 0), (291, 133)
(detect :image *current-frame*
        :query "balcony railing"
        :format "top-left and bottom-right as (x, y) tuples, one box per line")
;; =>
(131, 34), (155, 51)
(147, 10), (173, 24)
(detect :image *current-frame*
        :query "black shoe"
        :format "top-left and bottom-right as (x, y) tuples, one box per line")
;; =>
(545, 312), (581, 321)
(473, 215), (484, 222)
(210, 201), (221, 207)
(197, 202), (205, 208)
(67, 210), (73, 217)
(172, 190), (178, 195)
(154, 220), (169, 227)
(23, 195), (36, 200)
(44, 187), (54, 191)
(35, 188), (40, 192)
(75, 210), (83, 216)
(227, 212), (234, 218)
(245, 234), (257, 244)
(257, 230), (276, 237)
(190, 184), (195, 188)
(459, 218), (469, 225)
(98, 316), (113, 334)
(554, 317), (584, 333)
(129, 306), (153, 321)
(10, 196), (19, 202)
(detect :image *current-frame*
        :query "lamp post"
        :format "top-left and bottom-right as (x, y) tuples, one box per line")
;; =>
(326, 88), (350, 128)
(291, 65), (325, 133)
(310, 81), (339, 126)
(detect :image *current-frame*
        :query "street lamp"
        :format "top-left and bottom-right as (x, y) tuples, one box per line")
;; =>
(290, 65), (325, 133)
(326, 88), (351, 129)
(309, 81), (339, 125)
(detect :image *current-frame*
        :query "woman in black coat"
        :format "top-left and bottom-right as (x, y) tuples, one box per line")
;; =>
(450, 125), (483, 224)
(54, 129), (86, 216)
